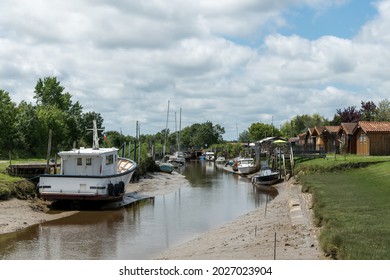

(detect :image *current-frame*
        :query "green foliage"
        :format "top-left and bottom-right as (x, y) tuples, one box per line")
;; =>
(0, 185), (11, 200)
(248, 122), (280, 141)
(238, 130), (250, 143)
(0, 90), (17, 153)
(376, 98), (390, 121)
(180, 121), (225, 148)
(281, 113), (330, 137)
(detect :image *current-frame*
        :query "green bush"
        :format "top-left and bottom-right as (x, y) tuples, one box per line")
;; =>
(0, 185), (11, 200)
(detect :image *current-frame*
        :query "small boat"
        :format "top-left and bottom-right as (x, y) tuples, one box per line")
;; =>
(37, 120), (137, 202)
(215, 156), (226, 164)
(168, 151), (186, 165)
(237, 158), (257, 175)
(157, 161), (175, 173)
(156, 155), (175, 173)
(204, 151), (215, 161)
(251, 167), (280, 186)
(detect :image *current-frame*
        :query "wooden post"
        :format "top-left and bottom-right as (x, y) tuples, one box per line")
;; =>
(46, 129), (52, 174)
(274, 232), (277, 260)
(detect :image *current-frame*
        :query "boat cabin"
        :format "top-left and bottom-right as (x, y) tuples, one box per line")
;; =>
(59, 147), (119, 176)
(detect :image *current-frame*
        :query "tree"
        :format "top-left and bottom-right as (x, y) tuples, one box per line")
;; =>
(34, 77), (71, 111)
(238, 130), (250, 143)
(248, 122), (280, 141)
(375, 99), (390, 121)
(360, 100), (377, 121)
(14, 101), (43, 155)
(0, 90), (17, 154)
(180, 122), (225, 149)
(336, 106), (361, 123)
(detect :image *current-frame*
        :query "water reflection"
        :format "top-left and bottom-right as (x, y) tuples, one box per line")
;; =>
(0, 161), (274, 260)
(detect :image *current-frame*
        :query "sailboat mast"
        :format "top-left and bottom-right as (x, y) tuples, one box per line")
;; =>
(163, 100), (170, 155)
(178, 108), (181, 152)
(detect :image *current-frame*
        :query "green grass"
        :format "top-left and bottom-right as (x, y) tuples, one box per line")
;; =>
(297, 157), (390, 259)
(0, 159), (42, 199)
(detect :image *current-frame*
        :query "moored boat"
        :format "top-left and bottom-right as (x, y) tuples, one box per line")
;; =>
(37, 120), (137, 202)
(204, 151), (215, 161)
(237, 158), (257, 175)
(251, 167), (280, 186)
(157, 162), (175, 173)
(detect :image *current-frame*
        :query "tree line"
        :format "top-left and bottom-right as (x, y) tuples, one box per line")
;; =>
(0, 76), (226, 159)
(2, 76), (390, 159)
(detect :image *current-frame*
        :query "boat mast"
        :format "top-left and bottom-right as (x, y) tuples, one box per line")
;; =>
(92, 120), (99, 150)
(163, 100), (170, 155)
(86, 120), (103, 150)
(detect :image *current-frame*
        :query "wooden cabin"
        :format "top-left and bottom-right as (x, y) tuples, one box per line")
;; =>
(338, 123), (358, 154)
(354, 121), (390, 155)
(312, 126), (339, 153)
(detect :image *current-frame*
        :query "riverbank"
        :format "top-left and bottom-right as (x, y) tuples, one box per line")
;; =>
(0, 171), (188, 235)
(0, 171), (324, 260)
(155, 178), (324, 260)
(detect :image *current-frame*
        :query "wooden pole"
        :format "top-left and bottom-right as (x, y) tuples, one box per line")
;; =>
(274, 232), (277, 260)
(46, 129), (52, 174)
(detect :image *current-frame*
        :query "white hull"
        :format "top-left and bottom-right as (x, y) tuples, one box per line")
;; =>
(38, 158), (136, 201)
(238, 165), (258, 175)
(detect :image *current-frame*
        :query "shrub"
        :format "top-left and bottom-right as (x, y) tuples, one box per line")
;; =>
(0, 185), (11, 200)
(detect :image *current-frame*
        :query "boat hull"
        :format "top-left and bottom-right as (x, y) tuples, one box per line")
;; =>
(37, 158), (136, 202)
(251, 172), (280, 186)
(158, 163), (174, 173)
(238, 166), (257, 175)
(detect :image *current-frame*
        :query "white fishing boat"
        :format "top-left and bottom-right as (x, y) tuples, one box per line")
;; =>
(37, 121), (137, 202)
(237, 158), (257, 175)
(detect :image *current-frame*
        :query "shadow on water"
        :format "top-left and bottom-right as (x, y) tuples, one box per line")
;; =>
(0, 161), (276, 260)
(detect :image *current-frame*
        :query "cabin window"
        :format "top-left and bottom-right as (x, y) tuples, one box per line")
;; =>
(106, 155), (114, 165)
(77, 158), (82, 166)
(359, 134), (367, 143)
(86, 158), (92, 165)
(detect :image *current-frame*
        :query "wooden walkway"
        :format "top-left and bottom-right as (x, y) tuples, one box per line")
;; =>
(7, 163), (59, 179)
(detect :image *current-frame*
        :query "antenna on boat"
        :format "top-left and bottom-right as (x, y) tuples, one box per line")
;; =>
(87, 120), (104, 150)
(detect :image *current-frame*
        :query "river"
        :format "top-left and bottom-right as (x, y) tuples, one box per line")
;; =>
(0, 161), (273, 260)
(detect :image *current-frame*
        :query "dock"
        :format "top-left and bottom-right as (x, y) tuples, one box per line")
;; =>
(7, 163), (59, 179)
(100, 192), (153, 210)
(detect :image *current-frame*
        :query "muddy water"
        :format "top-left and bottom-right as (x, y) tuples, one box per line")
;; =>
(0, 161), (273, 260)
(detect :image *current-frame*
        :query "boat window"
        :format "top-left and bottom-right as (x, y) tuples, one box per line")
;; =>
(86, 158), (92, 165)
(106, 154), (114, 165)
(77, 158), (82, 166)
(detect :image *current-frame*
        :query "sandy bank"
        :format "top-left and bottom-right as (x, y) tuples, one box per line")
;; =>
(0, 171), (188, 235)
(156, 179), (324, 260)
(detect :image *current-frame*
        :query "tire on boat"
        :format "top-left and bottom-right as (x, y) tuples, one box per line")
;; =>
(118, 181), (125, 194)
(114, 183), (120, 196)
(107, 183), (114, 196)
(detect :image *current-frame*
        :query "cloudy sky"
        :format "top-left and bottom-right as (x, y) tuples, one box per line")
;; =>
(1, 0), (388, 140)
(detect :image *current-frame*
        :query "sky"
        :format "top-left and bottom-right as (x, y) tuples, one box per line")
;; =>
(1, 0), (388, 141)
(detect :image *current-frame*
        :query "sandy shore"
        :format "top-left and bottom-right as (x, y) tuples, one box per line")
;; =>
(0, 171), (324, 260)
(155, 178), (324, 260)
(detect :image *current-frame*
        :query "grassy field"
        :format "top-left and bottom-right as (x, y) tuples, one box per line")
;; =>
(297, 155), (390, 259)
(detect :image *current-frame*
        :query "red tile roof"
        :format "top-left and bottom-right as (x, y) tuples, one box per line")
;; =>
(324, 126), (340, 133)
(340, 123), (358, 135)
(358, 121), (390, 133)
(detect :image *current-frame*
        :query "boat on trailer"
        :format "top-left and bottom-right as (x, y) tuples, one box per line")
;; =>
(37, 120), (137, 202)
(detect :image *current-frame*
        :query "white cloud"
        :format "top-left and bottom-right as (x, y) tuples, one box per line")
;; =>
(1, 0), (389, 140)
